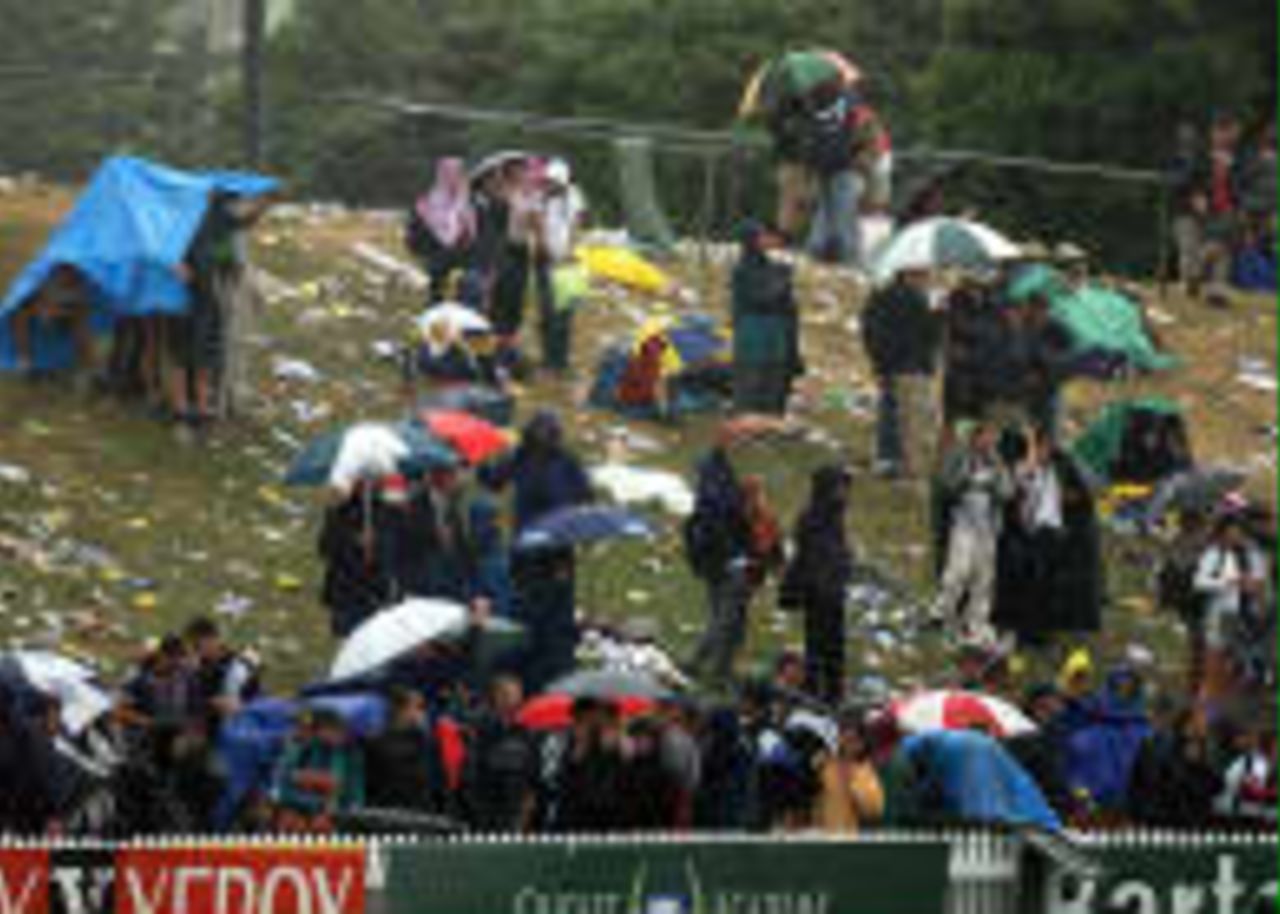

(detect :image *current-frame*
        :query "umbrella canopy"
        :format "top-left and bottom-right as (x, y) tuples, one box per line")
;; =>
(329, 598), (469, 682)
(889, 689), (1037, 739)
(469, 150), (533, 183)
(514, 504), (654, 552)
(0, 651), (111, 735)
(1071, 397), (1185, 484)
(739, 49), (861, 118)
(576, 245), (671, 295)
(1148, 466), (1246, 518)
(417, 386), (515, 427)
(545, 668), (672, 701)
(420, 409), (511, 466)
(517, 693), (657, 731)
(416, 302), (492, 343)
(869, 217), (1021, 285)
(285, 420), (458, 489)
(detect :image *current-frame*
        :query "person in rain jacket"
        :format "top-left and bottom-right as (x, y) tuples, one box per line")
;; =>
(1059, 666), (1152, 814)
(861, 266), (941, 477)
(271, 709), (365, 832)
(780, 465), (854, 705)
(930, 421), (1014, 646)
(685, 441), (755, 684)
(731, 222), (800, 415)
(482, 411), (591, 689)
(318, 483), (393, 638)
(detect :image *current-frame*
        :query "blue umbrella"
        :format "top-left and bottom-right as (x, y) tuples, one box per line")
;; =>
(284, 420), (457, 487)
(515, 505), (654, 551)
(667, 322), (727, 366)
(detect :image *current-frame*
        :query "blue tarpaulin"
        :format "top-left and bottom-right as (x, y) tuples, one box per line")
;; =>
(0, 155), (277, 372)
(900, 729), (1062, 830)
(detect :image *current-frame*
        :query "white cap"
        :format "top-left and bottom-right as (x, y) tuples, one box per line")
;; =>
(545, 158), (571, 187)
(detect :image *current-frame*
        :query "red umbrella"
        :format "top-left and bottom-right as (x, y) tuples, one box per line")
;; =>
(516, 693), (656, 731)
(421, 410), (511, 466)
(889, 690), (1037, 739)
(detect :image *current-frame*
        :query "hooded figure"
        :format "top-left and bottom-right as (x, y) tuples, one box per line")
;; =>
(482, 411), (590, 689)
(781, 465), (854, 705)
(408, 158), (477, 303)
(731, 222), (800, 415)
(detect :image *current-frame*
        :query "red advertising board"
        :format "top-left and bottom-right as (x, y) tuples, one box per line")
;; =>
(0, 849), (50, 914)
(115, 846), (365, 914)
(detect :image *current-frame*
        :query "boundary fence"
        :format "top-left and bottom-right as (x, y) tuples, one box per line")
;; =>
(0, 829), (1274, 914)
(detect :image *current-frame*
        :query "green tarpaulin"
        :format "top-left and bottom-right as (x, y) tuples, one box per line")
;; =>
(1072, 397), (1182, 481)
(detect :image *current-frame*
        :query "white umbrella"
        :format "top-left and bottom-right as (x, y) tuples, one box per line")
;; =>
(890, 689), (1037, 739)
(3, 651), (112, 735)
(869, 217), (1022, 285)
(329, 598), (469, 682)
(416, 302), (492, 345)
(328, 423), (411, 492)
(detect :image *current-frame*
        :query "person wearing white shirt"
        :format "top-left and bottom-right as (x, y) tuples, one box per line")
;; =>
(1193, 514), (1270, 697)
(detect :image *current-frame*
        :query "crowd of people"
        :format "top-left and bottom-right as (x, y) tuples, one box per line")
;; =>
(0, 65), (1276, 845)
(1169, 112), (1277, 302)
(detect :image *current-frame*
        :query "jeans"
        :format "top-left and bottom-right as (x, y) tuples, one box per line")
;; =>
(875, 374), (936, 475)
(808, 169), (861, 265)
(932, 521), (998, 645)
(690, 564), (751, 683)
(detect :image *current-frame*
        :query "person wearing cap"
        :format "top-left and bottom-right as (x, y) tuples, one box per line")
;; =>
(539, 159), (587, 372)
(731, 221), (800, 415)
(861, 265), (942, 477)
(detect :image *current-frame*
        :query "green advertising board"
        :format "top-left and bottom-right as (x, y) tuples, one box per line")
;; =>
(1051, 835), (1278, 914)
(386, 839), (951, 914)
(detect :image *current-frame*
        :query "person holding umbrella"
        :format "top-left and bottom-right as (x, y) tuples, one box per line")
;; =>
(482, 411), (591, 690)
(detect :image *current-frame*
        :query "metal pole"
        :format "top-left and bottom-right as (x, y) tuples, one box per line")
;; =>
(242, 0), (266, 168)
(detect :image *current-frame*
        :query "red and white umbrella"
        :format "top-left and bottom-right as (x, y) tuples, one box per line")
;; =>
(889, 690), (1037, 739)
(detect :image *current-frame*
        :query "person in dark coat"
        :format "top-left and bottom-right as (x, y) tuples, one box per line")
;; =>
(994, 427), (1103, 642)
(1005, 684), (1073, 815)
(731, 222), (800, 415)
(781, 465), (854, 705)
(619, 718), (680, 829)
(554, 698), (626, 831)
(1127, 704), (1221, 827)
(364, 687), (447, 813)
(482, 411), (591, 690)
(464, 675), (536, 831)
(940, 282), (1008, 428)
(861, 267), (942, 476)
(0, 685), (57, 834)
(318, 484), (392, 638)
(686, 441), (755, 684)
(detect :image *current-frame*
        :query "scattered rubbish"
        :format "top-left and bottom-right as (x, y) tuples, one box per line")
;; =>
(0, 462), (32, 485)
(1236, 358), (1277, 393)
(215, 593), (254, 620)
(272, 356), (322, 383)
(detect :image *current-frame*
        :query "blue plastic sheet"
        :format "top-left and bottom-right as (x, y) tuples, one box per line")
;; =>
(0, 156), (277, 372)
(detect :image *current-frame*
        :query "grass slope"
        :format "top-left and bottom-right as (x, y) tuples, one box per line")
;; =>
(0, 188), (1274, 696)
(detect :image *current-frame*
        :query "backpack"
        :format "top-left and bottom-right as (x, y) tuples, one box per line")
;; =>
(802, 98), (856, 175)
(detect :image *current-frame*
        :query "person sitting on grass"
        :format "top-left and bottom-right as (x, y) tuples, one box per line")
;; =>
(9, 264), (94, 383)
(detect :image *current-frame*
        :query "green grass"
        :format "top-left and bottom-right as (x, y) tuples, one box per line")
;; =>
(0, 193), (1274, 698)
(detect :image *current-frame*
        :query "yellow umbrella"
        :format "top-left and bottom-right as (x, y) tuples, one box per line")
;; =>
(576, 245), (671, 295)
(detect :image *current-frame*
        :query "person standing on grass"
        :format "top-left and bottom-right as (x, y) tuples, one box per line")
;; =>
(1193, 512), (1270, 702)
(731, 221), (801, 415)
(406, 158), (477, 304)
(780, 465), (854, 705)
(861, 266), (941, 477)
(930, 421), (1014, 647)
(685, 439), (755, 685)
(482, 411), (591, 690)
(539, 159), (587, 373)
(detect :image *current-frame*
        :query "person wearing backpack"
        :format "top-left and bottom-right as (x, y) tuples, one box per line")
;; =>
(685, 441), (756, 685)
(802, 82), (862, 265)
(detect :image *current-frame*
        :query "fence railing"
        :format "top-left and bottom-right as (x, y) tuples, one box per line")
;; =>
(0, 829), (1274, 914)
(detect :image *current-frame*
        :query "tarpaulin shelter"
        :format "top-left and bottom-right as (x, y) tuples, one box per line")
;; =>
(1007, 265), (1175, 377)
(0, 156), (278, 372)
(1071, 397), (1191, 486)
